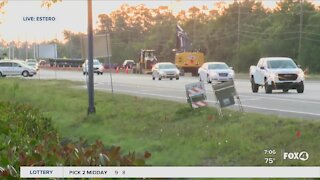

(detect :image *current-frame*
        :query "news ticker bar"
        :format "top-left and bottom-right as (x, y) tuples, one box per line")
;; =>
(20, 166), (320, 178)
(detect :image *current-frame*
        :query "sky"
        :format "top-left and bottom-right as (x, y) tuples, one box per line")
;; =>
(0, 0), (292, 43)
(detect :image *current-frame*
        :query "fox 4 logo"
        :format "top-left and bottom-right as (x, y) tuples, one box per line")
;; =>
(283, 151), (309, 161)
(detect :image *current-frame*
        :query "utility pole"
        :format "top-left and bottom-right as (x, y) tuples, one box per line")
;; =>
(237, 0), (241, 71)
(193, 17), (195, 45)
(33, 44), (36, 59)
(25, 42), (28, 59)
(105, 24), (114, 94)
(8, 43), (11, 59)
(12, 43), (15, 59)
(298, 0), (303, 61)
(87, 0), (96, 114)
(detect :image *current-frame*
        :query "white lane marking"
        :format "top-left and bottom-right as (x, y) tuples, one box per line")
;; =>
(239, 98), (261, 102)
(240, 94), (320, 105)
(207, 100), (320, 117)
(95, 87), (186, 100)
(96, 81), (320, 104)
(96, 83), (258, 101)
(97, 82), (185, 92)
(241, 104), (320, 117)
(95, 87), (320, 117)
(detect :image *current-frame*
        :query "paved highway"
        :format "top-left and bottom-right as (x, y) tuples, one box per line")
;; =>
(32, 69), (320, 120)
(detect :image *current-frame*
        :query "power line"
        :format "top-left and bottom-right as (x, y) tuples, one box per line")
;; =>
(302, 37), (320, 42)
(240, 30), (300, 35)
(302, 31), (320, 36)
(304, 24), (320, 28)
(240, 34), (299, 41)
(208, 33), (237, 40)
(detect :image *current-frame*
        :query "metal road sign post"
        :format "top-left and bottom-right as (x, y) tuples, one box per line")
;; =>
(212, 80), (243, 117)
(185, 82), (208, 109)
(106, 27), (114, 95)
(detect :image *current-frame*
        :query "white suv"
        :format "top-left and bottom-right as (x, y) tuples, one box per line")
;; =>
(82, 59), (104, 75)
(0, 59), (37, 77)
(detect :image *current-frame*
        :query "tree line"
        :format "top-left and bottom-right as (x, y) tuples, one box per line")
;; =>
(96, 0), (320, 72)
(1, 0), (320, 73)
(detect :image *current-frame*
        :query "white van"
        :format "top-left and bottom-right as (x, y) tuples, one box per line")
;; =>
(0, 59), (37, 77)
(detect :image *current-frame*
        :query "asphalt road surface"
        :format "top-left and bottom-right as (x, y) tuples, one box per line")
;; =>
(31, 69), (320, 120)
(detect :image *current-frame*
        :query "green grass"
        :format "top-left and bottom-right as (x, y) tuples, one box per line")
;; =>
(0, 78), (320, 166)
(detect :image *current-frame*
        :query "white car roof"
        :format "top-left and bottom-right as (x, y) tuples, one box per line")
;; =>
(0, 59), (25, 63)
(84, 59), (100, 62)
(261, 57), (293, 61)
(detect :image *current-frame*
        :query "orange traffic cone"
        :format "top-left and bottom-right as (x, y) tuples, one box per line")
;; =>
(116, 67), (119, 73)
(125, 67), (129, 74)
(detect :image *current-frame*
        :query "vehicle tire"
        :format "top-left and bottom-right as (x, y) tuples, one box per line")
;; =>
(101, 72), (103, 75)
(152, 76), (155, 80)
(283, 89), (289, 93)
(170, 78), (173, 80)
(251, 78), (259, 93)
(22, 71), (29, 77)
(176, 77), (179, 80)
(264, 81), (272, 94)
(297, 82), (304, 93)
(83, 72), (86, 75)
(199, 74), (202, 82)
(207, 74), (212, 84)
(158, 76), (162, 80)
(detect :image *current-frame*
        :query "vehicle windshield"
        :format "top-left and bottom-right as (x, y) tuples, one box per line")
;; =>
(26, 59), (37, 63)
(159, 64), (176, 69)
(208, 63), (229, 70)
(93, 60), (101, 65)
(267, 60), (297, 69)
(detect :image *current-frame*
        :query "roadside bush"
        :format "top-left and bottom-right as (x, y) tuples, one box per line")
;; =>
(0, 102), (150, 178)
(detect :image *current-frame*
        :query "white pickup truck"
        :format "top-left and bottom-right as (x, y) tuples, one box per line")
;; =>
(249, 57), (304, 94)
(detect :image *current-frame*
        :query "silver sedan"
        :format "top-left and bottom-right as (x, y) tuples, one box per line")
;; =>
(0, 59), (37, 77)
(152, 62), (180, 80)
(198, 62), (234, 83)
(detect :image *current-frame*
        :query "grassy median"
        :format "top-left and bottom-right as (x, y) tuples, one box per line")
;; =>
(0, 78), (319, 166)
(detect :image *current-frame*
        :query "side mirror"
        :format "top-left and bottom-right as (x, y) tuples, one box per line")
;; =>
(297, 64), (301, 68)
(260, 66), (265, 70)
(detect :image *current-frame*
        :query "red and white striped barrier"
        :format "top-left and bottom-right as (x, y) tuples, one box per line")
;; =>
(191, 101), (208, 108)
(188, 87), (203, 96)
(185, 82), (208, 109)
